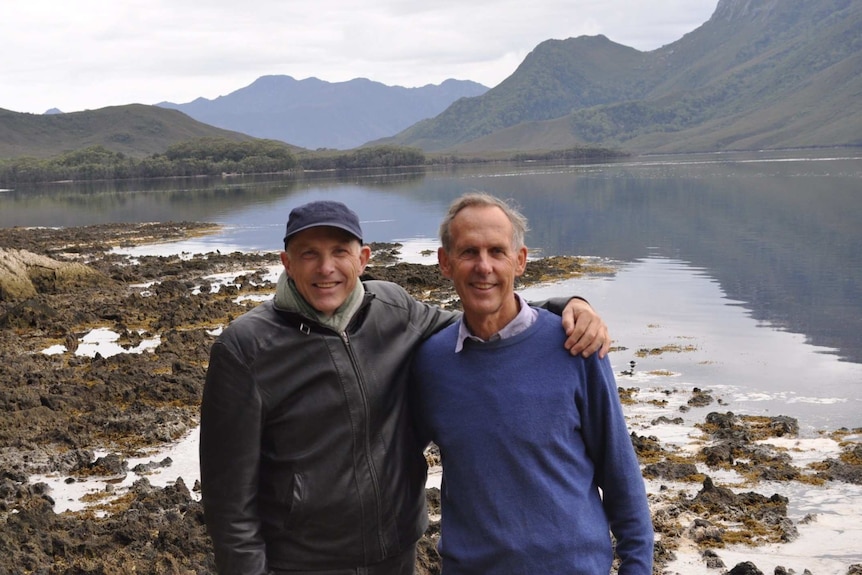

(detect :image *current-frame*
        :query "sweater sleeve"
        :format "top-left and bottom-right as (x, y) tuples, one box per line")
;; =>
(200, 338), (269, 575)
(580, 355), (654, 575)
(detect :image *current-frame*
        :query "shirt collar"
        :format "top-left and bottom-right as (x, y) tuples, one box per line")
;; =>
(454, 293), (538, 353)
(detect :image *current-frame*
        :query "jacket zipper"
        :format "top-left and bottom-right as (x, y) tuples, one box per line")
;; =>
(340, 330), (388, 559)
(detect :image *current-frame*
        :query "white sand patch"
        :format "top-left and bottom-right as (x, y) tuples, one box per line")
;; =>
(41, 344), (67, 355)
(391, 237), (440, 264)
(111, 239), (247, 260)
(34, 428), (201, 515)
(756, 436), (846, 466)
(41, 327), (160, 358)
(426, 466), (442, 491)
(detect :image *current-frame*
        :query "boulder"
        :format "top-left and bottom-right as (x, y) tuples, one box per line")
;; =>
(0, 248), (106, 302)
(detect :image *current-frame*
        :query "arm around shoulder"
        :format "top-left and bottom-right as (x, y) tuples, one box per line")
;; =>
(365, 279), (460, 339)
(532, 296), (610, 358)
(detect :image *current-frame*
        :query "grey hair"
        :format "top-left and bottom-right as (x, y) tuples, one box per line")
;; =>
(438, 192), (529, 252)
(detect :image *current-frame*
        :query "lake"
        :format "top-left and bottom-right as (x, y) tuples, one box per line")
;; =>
(2, 149), (861, 430)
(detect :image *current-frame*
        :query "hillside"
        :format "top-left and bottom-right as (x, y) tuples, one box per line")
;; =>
(4, 0), (860, 159)
(382, 0), (862, 154)
(158, 76), (488, 150)
(0, 105), (254, 160)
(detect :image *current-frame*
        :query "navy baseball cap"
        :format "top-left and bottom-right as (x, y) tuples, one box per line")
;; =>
(283, 201), (363, 244)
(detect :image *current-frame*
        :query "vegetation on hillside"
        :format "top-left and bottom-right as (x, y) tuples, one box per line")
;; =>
(384, 0), (862, 153)
(509, 147), (629, 162)
(0, 139), (299, 185)
(392, 36), (647, 149)
(297, 145), (426, 170)
(1, 139), (628, 185)
(0, 104), (255, 160)
(0, 140), (435, 185)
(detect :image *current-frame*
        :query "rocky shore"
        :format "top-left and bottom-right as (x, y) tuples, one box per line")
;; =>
(1, 223), (860, 575)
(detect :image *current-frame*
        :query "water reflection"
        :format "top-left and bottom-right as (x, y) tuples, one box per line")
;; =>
(522, 258), (862, 430)
(2, 153), (861, 367)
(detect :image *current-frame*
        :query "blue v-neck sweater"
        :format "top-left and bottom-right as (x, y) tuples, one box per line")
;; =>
(412, 308), (653, 574)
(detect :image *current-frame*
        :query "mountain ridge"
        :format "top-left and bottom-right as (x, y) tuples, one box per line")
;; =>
(380, 0), (862, 154)
(3, 0), (860, 160)
(157, 76), (488, 150)
(0, 104), (255, 160)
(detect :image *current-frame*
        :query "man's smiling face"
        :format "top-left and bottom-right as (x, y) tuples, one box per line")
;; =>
(438, 204), (527, 338)
(282, 226), (370, 316)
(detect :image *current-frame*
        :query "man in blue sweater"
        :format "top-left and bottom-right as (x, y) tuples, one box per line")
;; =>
(412, 193), (654, 574)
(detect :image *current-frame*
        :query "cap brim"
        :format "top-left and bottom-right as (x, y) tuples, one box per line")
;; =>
(284, 222), (362, 243)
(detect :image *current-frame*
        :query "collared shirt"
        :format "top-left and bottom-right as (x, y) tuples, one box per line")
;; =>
(454, 293), (539, 352)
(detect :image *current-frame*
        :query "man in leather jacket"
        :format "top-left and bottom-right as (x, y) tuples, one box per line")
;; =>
(200, 200), (610, 575)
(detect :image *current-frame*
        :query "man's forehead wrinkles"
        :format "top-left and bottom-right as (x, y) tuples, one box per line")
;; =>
(293, 237), (351, 249)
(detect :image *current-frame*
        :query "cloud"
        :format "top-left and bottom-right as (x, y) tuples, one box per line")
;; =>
(0, 0), (717, 114)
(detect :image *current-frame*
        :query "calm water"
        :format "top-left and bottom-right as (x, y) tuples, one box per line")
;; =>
(2, 150), (861, 429)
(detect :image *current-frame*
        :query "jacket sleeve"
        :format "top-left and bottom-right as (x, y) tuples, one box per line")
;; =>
(531, 295), (584, 316)
(413, 300), (460, 340)
(398, 287), (578, 337)
(369, 280), (460, 340)
(200, 338), (269, 575)
(580, 355), (654, 575)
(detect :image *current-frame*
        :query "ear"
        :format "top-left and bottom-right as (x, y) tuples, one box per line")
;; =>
(438, 247), (453, 279)
(515, 245), (528, 277)
(357, 244), (372, 274)
(280, 251), (292, 277)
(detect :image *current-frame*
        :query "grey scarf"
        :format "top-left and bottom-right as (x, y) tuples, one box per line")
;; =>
(274, 270), (365, 333)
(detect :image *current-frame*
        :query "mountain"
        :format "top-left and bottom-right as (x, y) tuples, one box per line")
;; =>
(381, 0), (862, 154)
(158, 76), (488, 150)
(0, 104), (254, 160)
(5, 0), (859, 159)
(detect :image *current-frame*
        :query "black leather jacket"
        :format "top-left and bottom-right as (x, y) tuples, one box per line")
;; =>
(200, 280), (457, 574)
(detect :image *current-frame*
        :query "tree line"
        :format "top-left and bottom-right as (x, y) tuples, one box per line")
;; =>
(0, 138), (625, 186)
(0, 139), (428, 186)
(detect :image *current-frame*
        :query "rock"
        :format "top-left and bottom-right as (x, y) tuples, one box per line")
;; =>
(643, 461), (699, 480)
(0, 296), (58, 330)
(689, 518), (724, 543)
(688, 387), (714, 407)
(725, 561), (764, 575)
(769, 415), (800, 437)
(813, 442), (862, 485)
(701, 548), (725, 569)
(630, 432), (667, 459)
(0, 248), (106, 302)
(132, 457), (173, 474)
(651, 415), (685, 425)
(681, 477), (798, 545)
(81, 453), (128, 478)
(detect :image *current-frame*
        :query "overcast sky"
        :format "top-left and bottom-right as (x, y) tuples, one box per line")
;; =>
(2, 0), (718, 115)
